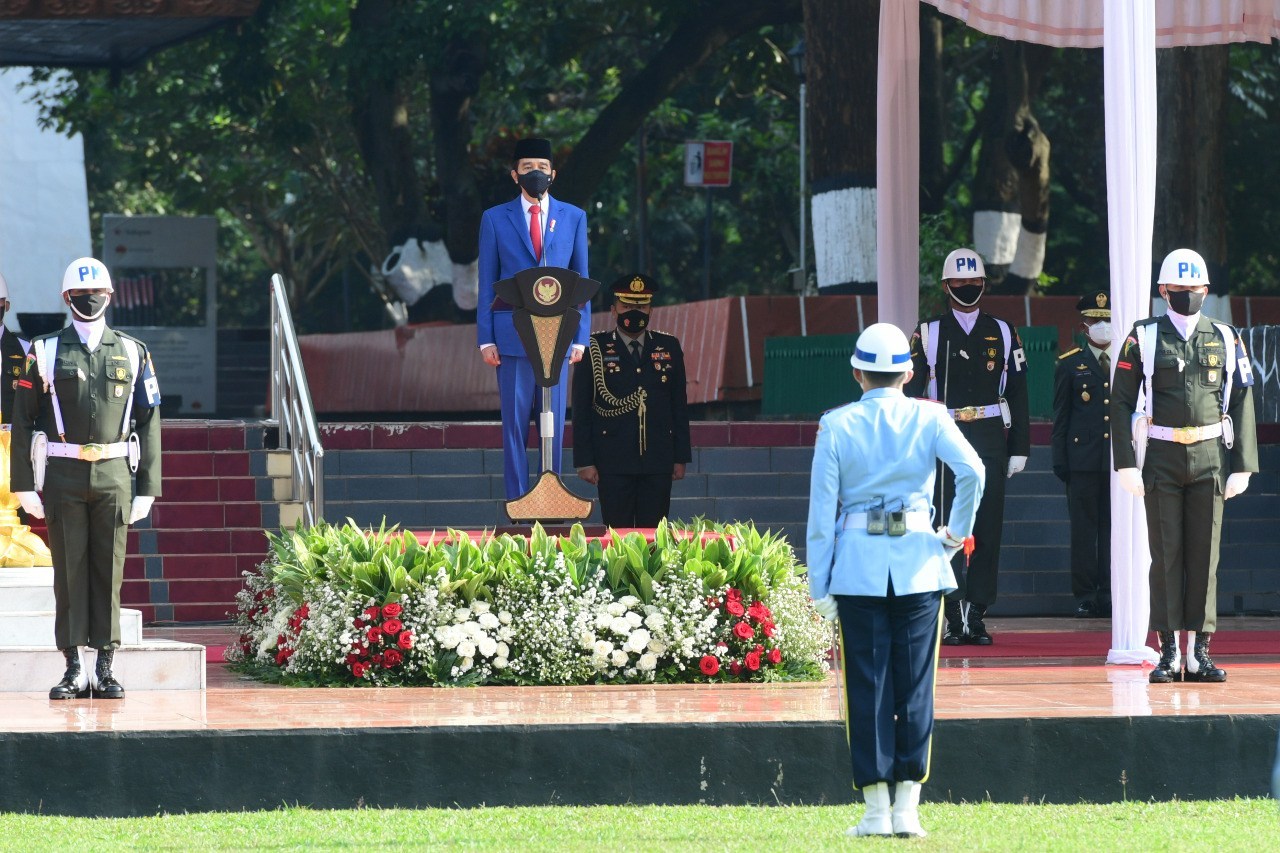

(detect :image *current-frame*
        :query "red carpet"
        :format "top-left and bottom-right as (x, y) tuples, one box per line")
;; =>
(940, 630), (1280, 658)
(206, 645), (228, 663)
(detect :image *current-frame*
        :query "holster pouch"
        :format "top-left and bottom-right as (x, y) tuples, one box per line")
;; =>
(999, 398), (1012, 429)
(1221, 415), (1235, 450)
(887, 510), (907, 537)
(127, 432), (141, 473)
(1131, 414), (1150, 470)
(31, 431), (47, 491)
(866, 507), (886, 535)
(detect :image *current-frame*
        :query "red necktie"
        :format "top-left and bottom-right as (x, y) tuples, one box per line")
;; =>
(530, 204), (542, 261)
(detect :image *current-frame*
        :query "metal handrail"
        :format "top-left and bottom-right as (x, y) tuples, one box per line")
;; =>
(269, 274), (325, 526)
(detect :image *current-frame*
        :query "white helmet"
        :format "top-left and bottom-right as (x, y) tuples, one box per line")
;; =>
(0, 271), (8, 301)
(851, 323), (913, 373)
(941, 248), (986, 281)
(61, 257), (114, 293)
(1157, 248), (1209, 286)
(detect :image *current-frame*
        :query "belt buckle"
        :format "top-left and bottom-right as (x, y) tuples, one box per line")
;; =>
(79, 443), (105, 462)
(1172, 427), (1198, 445)
(954, 406), (979, 422)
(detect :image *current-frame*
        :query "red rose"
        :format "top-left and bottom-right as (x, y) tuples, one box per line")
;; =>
(371, 652), (384, 665)
(747, 601), (769, 622)
(725, 588), (743, 603)
(364, 605), (381, 620)
(297, 603), (310, 620)
(729, 661), (743, 676)
(716, 641), (728, 650)
(767, 647), (782, 665)
(762, 622), (776, 638)
(382, 618), (403, 635)
(351, 661), (369, 678)
(382, 602), (402, 618)
(275, 648), (292, 666)
(353, 618), (364, 629)
(276, 633), (286, 646)
(398, 631), (414, 650)
(745, 650), (761, 671)
(733, 621), (755, 640)
(383, 648), (403, 667)
(753, 643), (764, 655)
(726, 599), (746, 617)
(345, 653), (361, 666)
(699, 655), (720, 677)
(366, 627), (383, 644)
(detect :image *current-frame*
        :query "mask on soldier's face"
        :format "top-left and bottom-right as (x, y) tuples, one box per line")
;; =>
(69, 291), (110, 321)
(1086, 321), (1113, 346)
(947, 283), (983, 307)
(618, 309), (650, 333)
(1165, 289), (1205, 316)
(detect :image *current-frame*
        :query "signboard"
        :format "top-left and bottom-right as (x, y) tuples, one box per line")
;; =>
(684, 141), (733, 187)
(103, 215), (218, 415)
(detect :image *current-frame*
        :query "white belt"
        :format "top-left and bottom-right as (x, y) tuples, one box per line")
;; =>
(1148, 423), (1223, 445)
(47, 441), (129, 462)
(843, 511), (933, 532)
(946, 404), (1002, 422)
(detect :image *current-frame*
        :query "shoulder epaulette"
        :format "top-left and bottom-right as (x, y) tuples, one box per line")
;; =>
(1058, 347), (1081, 360)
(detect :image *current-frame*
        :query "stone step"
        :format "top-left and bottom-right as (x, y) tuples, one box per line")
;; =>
(0, 641), (206, 692)
(0, 609), (144, 646)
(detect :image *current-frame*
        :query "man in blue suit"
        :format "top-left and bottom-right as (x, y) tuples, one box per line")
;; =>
(807, 323), (984, 840)
(477, 137), (591, 499)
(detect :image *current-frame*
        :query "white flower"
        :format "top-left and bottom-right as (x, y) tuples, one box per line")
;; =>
(578, 631), (596, 649)
(606, 602), (626, 617)
(625, 612), (643, 628)
(610, 649), (628, 667)
(619, 595), (640, 608)
(498, 611), (513, 625)
(457, 640), (477, 658)
(497, 642), (510, 658)
(458, 656), (474, 672)
(471, 601), (491, 614)
(493, 657), (508, 670)
(594, 640), (613, 659)
(478, 612), (500, 630)
(477, 636), (498, 658)
(498, 627), (514, 642)
(623, 629), (651, 654)
(453, 607), (472, 622)
(638, 653), (657, 672)
(647, 640), (668, 656)
(463, 621), (485, 638)
(609, 617), (632, 636)
(644, 613), (666, 631)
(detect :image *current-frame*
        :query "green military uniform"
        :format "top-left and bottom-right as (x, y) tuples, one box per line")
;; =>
(10, 326), (162, 650)
(1, 327), (30, 424)
(1111, 315), (1257, 633)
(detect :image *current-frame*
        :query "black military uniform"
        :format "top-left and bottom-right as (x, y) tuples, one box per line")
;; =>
(572, 274), (691, 528)
(1051, 291), (1113, 618)
(905, 310), (1029, 643)
(1, 327), (31, 424)
(1112, 310), (1257, 679)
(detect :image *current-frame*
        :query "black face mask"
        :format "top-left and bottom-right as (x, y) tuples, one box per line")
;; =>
(947, 283), (984, 307)
(518, 169), (552, 198)
(618, 309), (650, 333)
(69, 292), (110, 320)
(1166, 289), (1206, 316)
(0, 306), (5, 325)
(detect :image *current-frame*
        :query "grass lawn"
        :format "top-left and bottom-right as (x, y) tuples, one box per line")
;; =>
(0, 800), (1276, 851)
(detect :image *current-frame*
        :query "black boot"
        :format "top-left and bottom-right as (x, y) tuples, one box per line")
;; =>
(49, 647), (90, 700)
(941, 599), (965, 646)
(1184, 632), (1227, 683)
(1149, 631), (1181, 684)
(92, 648), (125, 699)
(967, 603), (993, 646)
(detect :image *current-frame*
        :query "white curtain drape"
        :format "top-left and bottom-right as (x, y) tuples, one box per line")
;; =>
(1102, 1), (1160, 665)
(876, 0), (922, 335)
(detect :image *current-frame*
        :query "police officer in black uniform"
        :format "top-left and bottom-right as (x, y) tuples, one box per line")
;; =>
(1052, 291), (1114, 618)
(905, 248), (1029, 645)
(0, 272), (32, 424)
(572, 273), (690, 528)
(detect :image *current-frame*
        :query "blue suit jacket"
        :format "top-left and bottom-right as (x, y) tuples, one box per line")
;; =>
(477, 195), (590, 355)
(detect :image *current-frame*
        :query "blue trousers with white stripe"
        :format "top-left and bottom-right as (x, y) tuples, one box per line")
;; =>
(837, 585), (944, 787)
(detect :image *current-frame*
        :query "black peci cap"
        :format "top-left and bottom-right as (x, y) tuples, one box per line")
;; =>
(513, 137), (553, 163)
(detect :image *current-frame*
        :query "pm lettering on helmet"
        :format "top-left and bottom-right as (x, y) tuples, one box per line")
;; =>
(1178, 261), (1202, 281)
(956, 257), (978, 274)
(78, 265), (98, 283)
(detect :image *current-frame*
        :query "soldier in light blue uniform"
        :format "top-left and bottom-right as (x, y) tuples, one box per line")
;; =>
(807, 323), (985, 839)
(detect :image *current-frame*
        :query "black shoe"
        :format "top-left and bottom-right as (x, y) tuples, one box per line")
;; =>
(49, 647), (90, 700)
(1183, 633), (1227, 683)
(1149, 631), (1181, 684)
(966, 603), (993, 645)
(942, 624), (966, 646)
(1074, 601), (1097, 618)
(91, 648), (125, 700)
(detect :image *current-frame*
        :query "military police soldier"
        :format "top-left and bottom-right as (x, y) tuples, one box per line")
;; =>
(1112, 248), (1257, 685)
(904, 248), (1029, 645)
(0, 272), (33, 424)
(12, 258), (162, 700)
(1052, 291), (1114, 618)
(808, 323), (984, 839)
(572, 273), (690, 528)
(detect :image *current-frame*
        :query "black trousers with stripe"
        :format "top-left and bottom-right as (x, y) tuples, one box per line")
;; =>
(837, 585), (944, 787)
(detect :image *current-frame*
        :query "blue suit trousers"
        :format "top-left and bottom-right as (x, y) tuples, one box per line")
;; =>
(497, 354), (569, 499)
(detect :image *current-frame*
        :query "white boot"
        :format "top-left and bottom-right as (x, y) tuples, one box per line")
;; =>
(892, 781), (927, 838)
(846, 782), (893, 837)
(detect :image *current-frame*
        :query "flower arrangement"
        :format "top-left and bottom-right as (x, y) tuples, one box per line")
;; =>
(227, 519), (829, 688)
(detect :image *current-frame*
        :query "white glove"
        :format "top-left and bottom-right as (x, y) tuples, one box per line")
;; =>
(1118, 468), (1145, 498)
(16, 491), (44, 520)
(1006, 455), (1027, 478)
(1224, 472), (1251, 500)
(812, 595), (839, 622)
(129, 495), (155, 525)
(936, 525), (965, 557)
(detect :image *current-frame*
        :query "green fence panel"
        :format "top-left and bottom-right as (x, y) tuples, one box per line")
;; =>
(762, 334), (861, 417)
(1017, 325), (1059, 420)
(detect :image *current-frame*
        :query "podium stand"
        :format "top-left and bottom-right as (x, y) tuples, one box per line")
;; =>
(494, 267), (599, 523)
